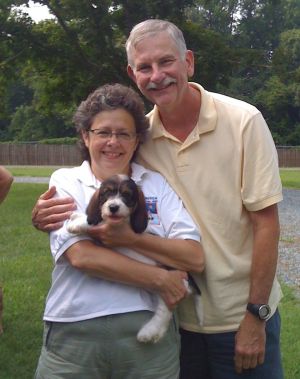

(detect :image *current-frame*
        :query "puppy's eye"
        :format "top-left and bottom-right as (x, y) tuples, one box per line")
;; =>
(122, 191), (130, 200)
(122, 191), (135, 206)
(101, 189), (116, 197)
(124, 192), (131, 198)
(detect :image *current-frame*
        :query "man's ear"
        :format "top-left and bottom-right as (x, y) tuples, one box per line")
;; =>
(185, 50), (195, 78)
(127, 65), (136, 83)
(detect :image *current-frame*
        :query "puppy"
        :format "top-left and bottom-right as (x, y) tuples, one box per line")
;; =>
(67, 174), (147, 235)
(67, 174), (203, 343)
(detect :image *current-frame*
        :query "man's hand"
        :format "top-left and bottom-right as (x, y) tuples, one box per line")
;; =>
(88, 221), (188, 309)
(234, 312), (266, 374)
(32, 186), (76, 232)
(158, 269), (189, 309)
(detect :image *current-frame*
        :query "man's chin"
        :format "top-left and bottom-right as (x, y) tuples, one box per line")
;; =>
(151, 94), (175, 109)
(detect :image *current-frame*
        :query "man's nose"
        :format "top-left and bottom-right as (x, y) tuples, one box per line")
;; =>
(150, 65), (165, 83)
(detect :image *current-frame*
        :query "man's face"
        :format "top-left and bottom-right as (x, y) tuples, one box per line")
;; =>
(127, 32), (194, 111)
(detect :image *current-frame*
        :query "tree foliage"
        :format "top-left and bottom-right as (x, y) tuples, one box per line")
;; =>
(0, 0), (299, 144)
(255, 29), (300, 144)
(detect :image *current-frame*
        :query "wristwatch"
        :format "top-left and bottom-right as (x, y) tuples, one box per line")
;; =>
(247, 303), (271, 320)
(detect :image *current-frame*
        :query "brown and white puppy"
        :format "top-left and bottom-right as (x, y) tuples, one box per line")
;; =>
(67, 174), (203, 343)
(86, 174), (148, 233)
(67, 174), (148, 235)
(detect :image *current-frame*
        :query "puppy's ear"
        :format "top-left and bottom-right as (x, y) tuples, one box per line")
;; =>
(130, 187), (148, 233)
(86, 189), (103, 225)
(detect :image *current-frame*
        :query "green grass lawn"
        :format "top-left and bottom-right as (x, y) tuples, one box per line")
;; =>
(279, 168), (300, 189)
(0, 183), (51, 378)
(6, 165), (65, 177)
(279, 285), (300, 378)
(0, 169), (299, 378)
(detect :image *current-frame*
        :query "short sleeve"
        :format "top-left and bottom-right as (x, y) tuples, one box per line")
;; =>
(241, 113), (282, 211)
(49, 169), (92, 262)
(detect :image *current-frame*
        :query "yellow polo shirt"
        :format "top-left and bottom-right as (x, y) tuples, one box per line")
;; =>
(137, 83), (283, 333)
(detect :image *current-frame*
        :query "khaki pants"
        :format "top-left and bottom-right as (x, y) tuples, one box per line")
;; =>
(35, 311), (180, 379)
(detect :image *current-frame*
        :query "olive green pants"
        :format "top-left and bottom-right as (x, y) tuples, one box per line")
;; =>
(35, 311), (180, 379)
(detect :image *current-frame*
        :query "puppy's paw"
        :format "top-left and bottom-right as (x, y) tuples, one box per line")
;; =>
(137, 321), (168, 343)
(69, 212), (82, 221)
(67, 213), (88, 234)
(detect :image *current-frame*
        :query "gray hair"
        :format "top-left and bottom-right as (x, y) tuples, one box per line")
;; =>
(126, 19), (187, 67)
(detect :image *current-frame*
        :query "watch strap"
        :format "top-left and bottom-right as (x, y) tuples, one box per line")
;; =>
(247, 303), (271, 320)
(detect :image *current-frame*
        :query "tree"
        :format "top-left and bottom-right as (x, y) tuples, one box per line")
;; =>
(1, 0), (298, 143)
(283, 0), (300, 31)
(1, 0), (235, 141)
(185, 0), (240, 37)
(255, 29), (300, 144)
(234, 0), (285, 53)
(0, 1), (35, 139)
(9, 104), (74, 141)
(183, 22), (234, 90)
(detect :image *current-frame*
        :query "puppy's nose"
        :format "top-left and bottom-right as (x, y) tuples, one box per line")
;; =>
(109, 204), (119, 214)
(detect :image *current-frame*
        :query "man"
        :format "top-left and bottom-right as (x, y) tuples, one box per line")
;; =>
(32, 20), (283, 378)
(0, 166), (13, 204)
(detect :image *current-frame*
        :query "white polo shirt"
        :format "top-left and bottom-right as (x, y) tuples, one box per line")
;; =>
(44, 161), (200, 322)
(137, 83), (283, 333)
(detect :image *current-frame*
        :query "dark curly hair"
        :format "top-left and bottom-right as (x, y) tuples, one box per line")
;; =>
(73, 83), (149, 162)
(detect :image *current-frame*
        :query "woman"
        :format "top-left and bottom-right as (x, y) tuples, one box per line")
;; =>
(35, 84), (204, 379)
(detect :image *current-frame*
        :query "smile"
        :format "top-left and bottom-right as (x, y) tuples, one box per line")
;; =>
(150, 83), (174, 91)
(146, 77), (177, 91)
(103, 152), (122, 158)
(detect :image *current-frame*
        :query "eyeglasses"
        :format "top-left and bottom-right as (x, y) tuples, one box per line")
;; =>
(88, 129), (137, 141)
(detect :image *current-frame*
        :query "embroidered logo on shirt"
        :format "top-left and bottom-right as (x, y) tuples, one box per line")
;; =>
(145, 197), (161, 225)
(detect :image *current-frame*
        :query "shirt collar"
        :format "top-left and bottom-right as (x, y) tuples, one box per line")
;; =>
(147, 82), (217, 140)
(76, 161), (100, 188)
(130, 162), (148, 184)
(75, 160), (147, 187)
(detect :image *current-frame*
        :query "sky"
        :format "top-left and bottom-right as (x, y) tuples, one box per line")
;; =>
(18, 1), (54, 22)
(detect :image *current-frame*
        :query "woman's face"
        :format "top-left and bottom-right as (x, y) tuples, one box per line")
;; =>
(82, 109), (139, 181)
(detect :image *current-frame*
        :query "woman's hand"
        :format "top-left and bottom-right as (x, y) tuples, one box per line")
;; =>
(88, 219), (204, 273)
(87, 222), (190, 309)
(88, 220), (137, 246)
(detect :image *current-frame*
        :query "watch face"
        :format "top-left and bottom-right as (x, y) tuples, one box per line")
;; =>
(259, 305), (270, 319)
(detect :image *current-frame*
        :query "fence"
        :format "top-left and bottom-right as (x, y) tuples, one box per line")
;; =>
(0, 143), (299, 167)
(276, 146), (300, 168)
(0, 143), (82, 166)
